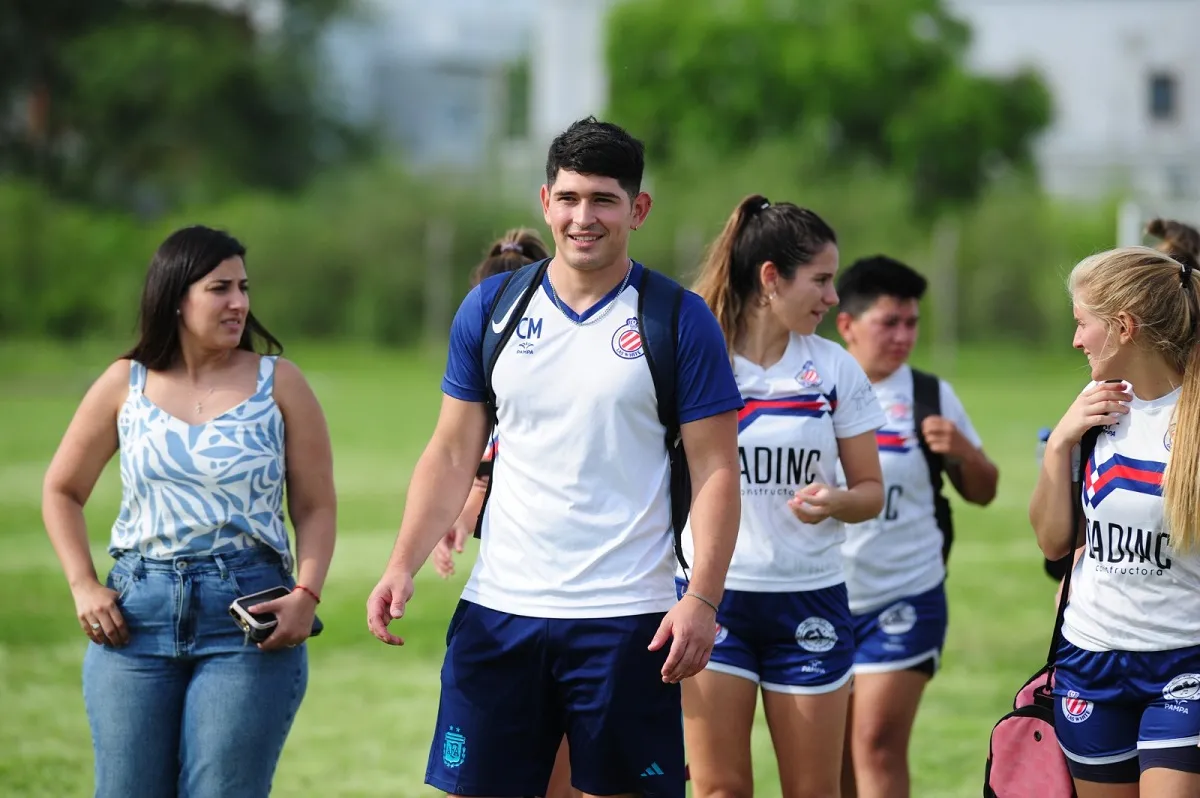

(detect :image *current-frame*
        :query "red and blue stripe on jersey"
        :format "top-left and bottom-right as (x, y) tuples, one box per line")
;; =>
(1083, 452), (1165, 508)
(737, 389), (837, 434)
(875, 430), (911, 454)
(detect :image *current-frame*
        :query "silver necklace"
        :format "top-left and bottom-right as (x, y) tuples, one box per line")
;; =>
(547, 261), (633, 328)
(195, 386), (216, 415)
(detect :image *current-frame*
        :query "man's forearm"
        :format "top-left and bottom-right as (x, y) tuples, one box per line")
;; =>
(387, 445), (480, 575)
(952, 446), (999, 506)
(682, 467), (741, 605)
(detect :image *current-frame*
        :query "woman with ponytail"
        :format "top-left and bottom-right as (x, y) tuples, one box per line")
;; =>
(681, 195), (886, 796)
(1030, 224), (1200, 797)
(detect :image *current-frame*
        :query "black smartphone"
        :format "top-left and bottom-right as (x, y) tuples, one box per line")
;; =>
(229, 585), (291, 642)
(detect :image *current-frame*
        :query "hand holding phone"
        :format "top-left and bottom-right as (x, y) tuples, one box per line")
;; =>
(229, 586), (292, 643)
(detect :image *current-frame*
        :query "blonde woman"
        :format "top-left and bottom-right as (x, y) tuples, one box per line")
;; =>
(1031, 237), (1200, 797)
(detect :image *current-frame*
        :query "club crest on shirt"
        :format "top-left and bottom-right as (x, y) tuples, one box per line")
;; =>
(795, 360), (822, 388)
(1165, 422), (1176, 452)
(611, 317), (645, 360)
(886, 400), (913, 423)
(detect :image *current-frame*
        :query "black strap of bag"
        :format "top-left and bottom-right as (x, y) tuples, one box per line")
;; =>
(1044, 426), (1101, 673)
(911, 368), (954, 565)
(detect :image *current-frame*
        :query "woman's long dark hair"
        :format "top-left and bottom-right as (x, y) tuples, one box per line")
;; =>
(123, 225), (282, 370)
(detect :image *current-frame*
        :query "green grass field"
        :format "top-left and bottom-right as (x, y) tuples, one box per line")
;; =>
(0, 339), (1094, 797)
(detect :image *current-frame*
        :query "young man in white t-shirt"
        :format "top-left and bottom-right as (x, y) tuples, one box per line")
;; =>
(366, 117), (743, 798)
(834, 255), (999, 798)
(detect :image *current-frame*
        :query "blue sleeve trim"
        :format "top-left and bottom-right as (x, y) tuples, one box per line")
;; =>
(674, 290), (743, 422)
(440, 281), (499, 402)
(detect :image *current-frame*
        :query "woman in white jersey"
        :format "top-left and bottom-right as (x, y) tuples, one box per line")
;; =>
(1031, 238), (1200, 796)
(427, 227), (579, 798)
(1047, 219), (1200, 610)
(42, 226), (336, 797)
(832, 255), (999, 798)
(682, 194), (886, 797)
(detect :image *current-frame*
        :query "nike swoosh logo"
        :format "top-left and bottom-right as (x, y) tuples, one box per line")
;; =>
(491, 301), (519, 334)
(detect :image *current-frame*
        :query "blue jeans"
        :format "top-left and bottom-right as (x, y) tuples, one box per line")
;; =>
(82, 547), (308, 798)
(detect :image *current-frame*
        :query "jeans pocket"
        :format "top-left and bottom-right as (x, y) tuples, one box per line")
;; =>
(106, 565), (135, 603)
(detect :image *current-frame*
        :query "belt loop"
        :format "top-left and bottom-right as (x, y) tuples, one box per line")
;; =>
(131, 554), (146, 579)
(213, 553), (230, 580)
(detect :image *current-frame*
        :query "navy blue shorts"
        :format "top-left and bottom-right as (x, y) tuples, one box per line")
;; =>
(851, 582), (947, 677)
(1055, 640), (1200, 780)
(674, 578), (854, 693)
(425, 600), (683, 797)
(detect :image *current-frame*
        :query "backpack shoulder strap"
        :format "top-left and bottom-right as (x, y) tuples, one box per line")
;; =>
(910, 367), (942, 438)
(1045, 425), (1101, 670)
(911, 367), (954, 563)
(480, 258), (551, 416)
(472, 258), (549, 540)
(637, 266), (690, 573)
(637, 267), (683, 436)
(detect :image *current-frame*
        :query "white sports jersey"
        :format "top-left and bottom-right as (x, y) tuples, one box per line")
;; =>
(680, 334), (885, 592)
(1062, 383), (1200, 652)
(442, 262), (742, 619)
(838, 365), (982, 614)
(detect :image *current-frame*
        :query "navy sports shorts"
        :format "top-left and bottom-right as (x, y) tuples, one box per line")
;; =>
(1055, 640), (1200, 782)
(851, 582), (947, 677)
(425, 599), (684, 797)
(674, 578), (854, 693)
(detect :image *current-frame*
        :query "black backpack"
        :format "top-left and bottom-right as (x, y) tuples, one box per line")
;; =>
(474, 259), (693, 572)
(911, 368), (955, 564)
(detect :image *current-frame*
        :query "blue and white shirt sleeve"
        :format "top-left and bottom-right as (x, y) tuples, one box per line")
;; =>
(441, 284), (490, 403)
(832, 348), (886, 438)
(675, 290), (744, 424)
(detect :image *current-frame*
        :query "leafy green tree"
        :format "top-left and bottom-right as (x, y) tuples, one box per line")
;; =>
(606, 0), (1051, 216)
(0, 0), (369, 210)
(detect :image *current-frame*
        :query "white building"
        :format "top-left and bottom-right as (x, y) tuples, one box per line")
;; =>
(324, 0), (1200, 208)
(321, 0), (612, 176)
(949, 0), (1200, 202)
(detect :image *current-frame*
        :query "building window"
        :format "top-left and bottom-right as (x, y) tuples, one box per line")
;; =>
(1149, 72), (1178, 121)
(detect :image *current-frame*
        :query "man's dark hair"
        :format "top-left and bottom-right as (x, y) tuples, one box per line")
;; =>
(545, 116), (645, 198)
(836, 255), (928, 318)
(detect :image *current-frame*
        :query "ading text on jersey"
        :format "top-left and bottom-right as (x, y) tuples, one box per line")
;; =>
(1086, 520), (1172, 575)
(740, 446), (821, 496)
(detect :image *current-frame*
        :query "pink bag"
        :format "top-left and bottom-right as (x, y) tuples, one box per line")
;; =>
(983, 428), (1099, 797)
(983, 667), (1076, 797)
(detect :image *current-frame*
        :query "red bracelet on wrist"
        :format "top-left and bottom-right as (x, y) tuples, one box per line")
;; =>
(294, 584), (321, 604)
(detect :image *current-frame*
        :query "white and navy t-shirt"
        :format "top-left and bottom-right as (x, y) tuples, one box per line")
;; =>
(680, 334), (885, 592)
(838, 365), (982, 614)
(1063, 384), (1200, 652)
(442, 261), (743, 619)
